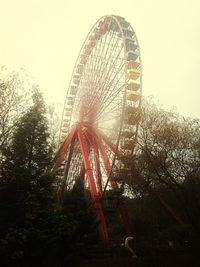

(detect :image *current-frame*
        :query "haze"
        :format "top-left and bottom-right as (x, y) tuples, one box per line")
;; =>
(1, 0), (200, 118)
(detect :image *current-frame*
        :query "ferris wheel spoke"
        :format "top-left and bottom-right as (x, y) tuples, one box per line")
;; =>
(98, 57), (124, 106)
(93, 43), (123, 103)
(87, 50), (124, 113)
(83, 37), (106, 99)
(86, 34), (121, 101)
(83, 22), (114, 102)
(90, 33), (119, 96)
(88, 25), (116, 84)
(89, 34), (121, 103)
(98, 106), (122, 123)
(97, 63), (126, 115)
(97, 94), (123, 119)
(100, 53), (125, 97)
(87, 28), (115, 92)
(85, 32), (117, 106)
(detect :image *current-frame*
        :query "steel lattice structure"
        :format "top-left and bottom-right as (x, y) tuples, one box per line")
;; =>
(53, 15), (142, 240)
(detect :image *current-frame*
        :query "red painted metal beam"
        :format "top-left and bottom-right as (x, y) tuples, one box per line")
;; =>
(77, 123), (108, 240)
(92, 129), (133, 236)
(52, 126), (77, 173)
(94, 130), (117, 189)
(96, 128), (123, 157)
(79, 161), (85, 181)
(58, 138), (76, 206)
(53, 122), (133, 239)
(93, 143), (103, 195)
(84, 126), (103, 195)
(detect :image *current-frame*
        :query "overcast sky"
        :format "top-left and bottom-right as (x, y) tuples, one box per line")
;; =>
(1, 0), (200, 118)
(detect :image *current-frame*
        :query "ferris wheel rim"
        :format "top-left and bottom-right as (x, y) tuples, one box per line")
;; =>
(58, 15), (142, 187)
(59, 15), (142, 145)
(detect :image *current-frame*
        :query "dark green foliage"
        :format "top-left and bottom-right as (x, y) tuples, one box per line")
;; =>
(0, 90), (99, 266)
(104, 189), (126, 238)
(62, 178), (99, 244)
(3, 89), (52, 180)
(1, 88), (200, 266)
(122, 99), (200, 258)
(0, 89), (54, 265)
(0, 89), (99, 266)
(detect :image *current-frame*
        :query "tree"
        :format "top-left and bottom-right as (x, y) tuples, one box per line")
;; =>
(0, 89), (55, 265)
(46, 102), (61, 153)
(3, 89), (52, 180)
(117, 97), (200, 244)
(0, 67), (33, 174)
(62, 178), (99, 243)
(0, 90), (99, 265)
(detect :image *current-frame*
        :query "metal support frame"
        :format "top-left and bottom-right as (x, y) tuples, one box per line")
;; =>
(52, 126), (77, 173)
(77, 124), (108, 240)
(94, 131), (133, 236)
(53, 122), (132, 240)
(58, 138), (75, 206)
(93, 143), (103, 195)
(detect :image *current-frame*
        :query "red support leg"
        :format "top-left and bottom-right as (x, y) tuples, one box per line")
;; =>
(77, 124), (108, 240)
(79, 161), (85, 181)
(97, 128), (123, 157)
(94, 131), (118, 188)
(58, 138), (76, 206)
(93, 143), (103, 195)
(52, 126), (77, 173)
(95, 132), (133, 236)
(53, 123), (133, 239)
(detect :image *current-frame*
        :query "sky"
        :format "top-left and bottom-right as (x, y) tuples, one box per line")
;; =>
(1, 0), (200, 118)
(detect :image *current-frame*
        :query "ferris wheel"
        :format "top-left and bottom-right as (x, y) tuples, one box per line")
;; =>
(53, 15), (142, 240)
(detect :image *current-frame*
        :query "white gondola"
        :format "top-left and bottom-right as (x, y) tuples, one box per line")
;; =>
(124, 115), (140, 125)
(77, 64), (84, 75)
(120, 20), (130, 28)
(94, 32), (101, 41)
(126, 42), (138, 53)
(98, 20), (109, 35)
(124, 106), (139, 115)
(126, 82), (140, 91)
(61, 128), (68, 133)
(63, 119), (70, 124)
(122, 29), (134, 38)
(73, 75), (79, 80)
(126, 93), (141, 102)
(94, 27), (100, 33)
(84, 44), (92, 56)
(73, 78), (80, 85)
(124, 106), (140, 125)
(70, 85), (77, 95)
(62, 123), (69, 128)
(114, 15), (125, 22)
(67, 96), (74, 106)
(67, 100), (73, 106)
(89, 35), (95, 41)
(80, 55), (88, 64)
(127, 60), (140, 70)
(127, 51), (139, 61)
(128, 70), (140, 80)
(65, 110), (71, 116)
